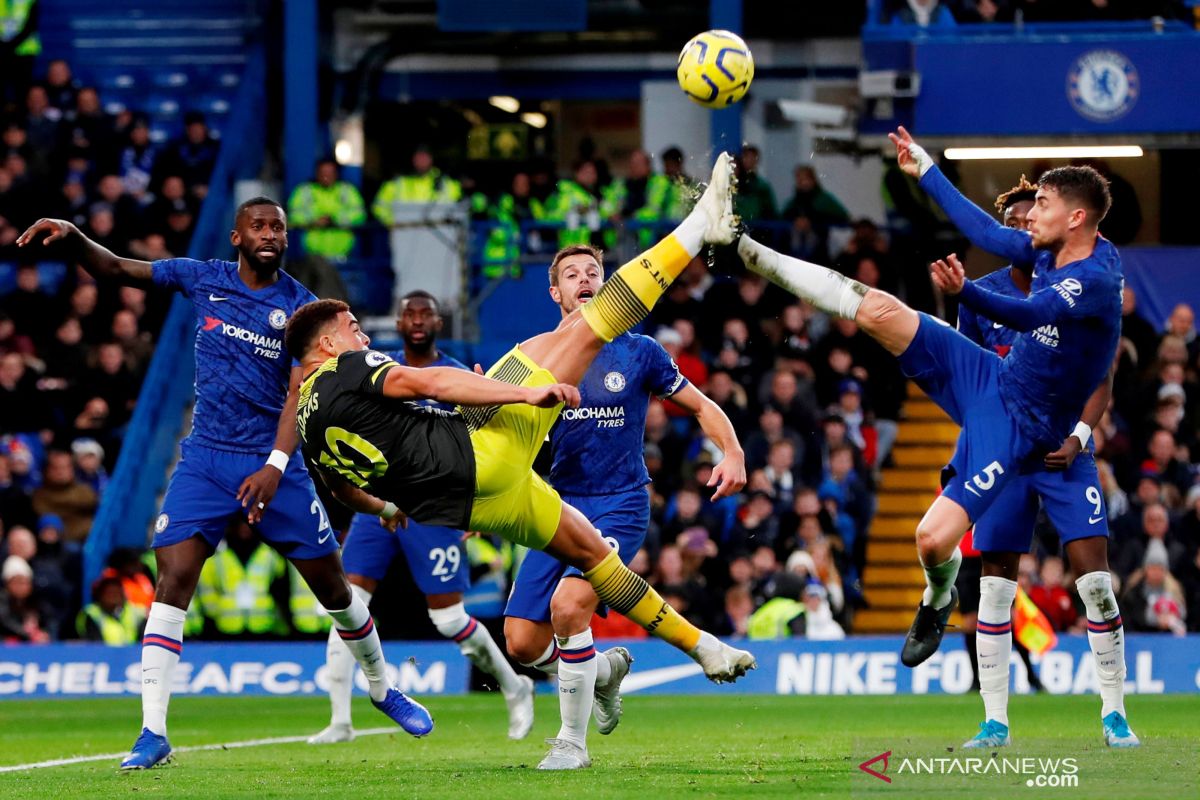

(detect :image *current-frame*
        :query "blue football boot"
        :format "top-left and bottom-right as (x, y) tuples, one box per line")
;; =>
(1103, 711), (1140, 748)
(120, 728), (172, 770)
(962, 719), (1010, 749)
(372, 688), (434, 737)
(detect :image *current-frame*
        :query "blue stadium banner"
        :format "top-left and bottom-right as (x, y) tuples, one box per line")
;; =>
(1, 636), (1197, 698)
(437, 0), (585, 33)
(914, 34), (1200, 135)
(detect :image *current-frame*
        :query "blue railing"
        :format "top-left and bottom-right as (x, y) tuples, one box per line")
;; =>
(82, 45), (267, 601)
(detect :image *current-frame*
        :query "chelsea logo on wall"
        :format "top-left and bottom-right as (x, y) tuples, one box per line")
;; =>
(1068, 50), (1139, 122)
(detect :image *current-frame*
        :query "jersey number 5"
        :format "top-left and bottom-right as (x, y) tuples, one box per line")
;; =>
(963, 461), (1005, 498)
(319, 426), (389, 488)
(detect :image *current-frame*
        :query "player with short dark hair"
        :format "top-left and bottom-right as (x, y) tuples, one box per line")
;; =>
(906, 164), (1134, 749)
(288, 155), (756, 717)
(17, 200), (432, 771)
(722, 132), (1129, 744)
(308, 290), (534, 746)
(503, 243), (746, 769)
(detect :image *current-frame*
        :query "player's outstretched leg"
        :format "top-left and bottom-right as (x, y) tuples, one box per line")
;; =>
(1077, 570), (1139, 747)
(593, 646), (632, 735)
(963, 572), (1017, 749)
(309, 584), (373, 745)
(429, 600), (534, 740)
(547, 505), (755, 683)
(519, 152), (737, 386)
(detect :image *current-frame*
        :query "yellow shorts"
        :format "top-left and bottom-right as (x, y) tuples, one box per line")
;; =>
(459, 346), (564, 550)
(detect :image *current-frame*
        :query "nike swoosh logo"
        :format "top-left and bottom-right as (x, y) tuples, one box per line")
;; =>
(209, 294), (229, 302)
(318, 531), (332, 544)
(993, 322), (1004, 329)
(439, 574), (455, 582)
(1089, 516), (1103, 524)
(620, 663), (704, 693)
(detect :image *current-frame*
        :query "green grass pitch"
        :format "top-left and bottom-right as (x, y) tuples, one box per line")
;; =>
(0, 694), (1196, 798)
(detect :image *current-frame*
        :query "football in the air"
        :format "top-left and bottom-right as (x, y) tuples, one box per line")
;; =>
(676, 29), (754, 109)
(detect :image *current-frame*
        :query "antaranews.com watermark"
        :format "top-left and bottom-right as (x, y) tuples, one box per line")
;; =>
(859, 751), (1080, 788)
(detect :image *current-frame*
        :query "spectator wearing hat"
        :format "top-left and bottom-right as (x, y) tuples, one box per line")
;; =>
(822, 443), (873, 547)
(1121, 540), (1188, 633)
(31, 449), (98, 543)
(0, 450), (34, 528)
(76, 573), (145, 645)
(30, 515), (73, 617)
(117, 115), (157, 200)
(801, 582), (845, 640)
(0, 555), (50, 642)
(71, 437), (108, 494)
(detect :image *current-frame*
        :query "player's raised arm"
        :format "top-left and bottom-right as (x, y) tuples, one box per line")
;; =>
(381, 364), (581, 409)
(669, 384), (746, 500)
(889, 127), (1036, 265)
(16, 218), (154, 287)
(931, 254), (1065, 332)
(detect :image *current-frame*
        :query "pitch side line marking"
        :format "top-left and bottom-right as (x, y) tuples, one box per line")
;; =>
(0, 727), (398, 773)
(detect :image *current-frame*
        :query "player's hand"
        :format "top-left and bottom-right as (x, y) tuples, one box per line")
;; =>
(1044, 435), (1083, 471)
(930, 253), (966, 296)
(16, 218), (78, 247)
(237, 465), (283, 524)
(886, 126), (933, 178)
(708, 452), (747, 500)
(473, 363), (486, 375)
(381, 510), (408, 533)
(461, 530), (482, 542)
(524, 383), (581, 409)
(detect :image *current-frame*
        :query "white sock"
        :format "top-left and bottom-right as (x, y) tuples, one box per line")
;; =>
(922, 549), (962, 609)
(738, 234), (867, 319)
(325, 584), (372, 726)
(520, 639), (560, 676)
(140, 602), (187, 736)
(1076, 571), (1127, 719)
(326, 592), (389, 702)
(976, 577), (1017, 727)
(429, 603), (522, 696)
(673, 207), (708, 256)
(555, 630), (598, 750)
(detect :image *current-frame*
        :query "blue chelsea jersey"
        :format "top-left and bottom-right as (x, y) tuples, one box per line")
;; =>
(998, 239), (1123, 448)
(152, 258), (317, 453)
(387, 350), (469, 411)
(956, 266), (1024, 356)
(549, 333), (687, 496)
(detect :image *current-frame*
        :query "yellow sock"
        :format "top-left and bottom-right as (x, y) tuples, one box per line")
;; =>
(580, 234), (692, 342)
(583, 550), (701, 652)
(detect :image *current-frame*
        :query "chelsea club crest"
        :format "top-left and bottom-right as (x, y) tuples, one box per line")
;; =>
(1068, 50), (1139, 122)
(269, 309), (288, 330)
(604, 371), (626, 392)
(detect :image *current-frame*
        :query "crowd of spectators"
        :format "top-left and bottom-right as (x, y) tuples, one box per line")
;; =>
(0, 57), (216, 642)
(883, 0), (1195, 26)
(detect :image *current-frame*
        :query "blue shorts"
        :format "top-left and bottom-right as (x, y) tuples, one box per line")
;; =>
(973, 450), (1109, 553)
(342, 513), (470, 595)
(504, 487), (650, 624)
(153, 441), (337, 560)
(898, 314), (1037, 523)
